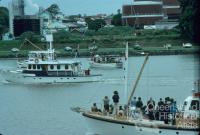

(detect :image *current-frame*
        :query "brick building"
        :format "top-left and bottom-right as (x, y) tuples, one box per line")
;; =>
(163, 0), (181, 19)
(122, 0), (180, 27)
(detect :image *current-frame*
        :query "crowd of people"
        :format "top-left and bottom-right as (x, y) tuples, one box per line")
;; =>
(130, 96), (178, 124)
(91, 91), (178, 125)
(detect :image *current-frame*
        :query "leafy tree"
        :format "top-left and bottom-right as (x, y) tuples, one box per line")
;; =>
(20, 31), (40, 43)
(111, 9), (122, 26)
(193, 0), (200, 43)
(179, 0), (200, 43)
(77, 14), (82, 18)
(85, 17), (106, 31)
(46, 4), (60, 19)
(85, 17), (92, 24)
(68, 14), (82, 22)
(53, 30), (70, 43)
(0, 7), (9, 35)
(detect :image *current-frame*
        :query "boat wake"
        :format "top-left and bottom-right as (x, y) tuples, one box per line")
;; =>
(100, 77), (124, 84)
(85, 132), (99, 135)
(0, 80), (10, 84)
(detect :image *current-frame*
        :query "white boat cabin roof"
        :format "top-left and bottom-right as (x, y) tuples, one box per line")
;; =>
(94, 54), (121, 58)
(182, 91), (200, 114)
(26, 59), (81, 65)
(29, 51), (53, 54)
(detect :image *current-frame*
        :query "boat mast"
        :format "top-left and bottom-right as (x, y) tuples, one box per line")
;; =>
(127, 54), (149, 105)
(45, 34), (54, 60)
(124, 42), (129, 103)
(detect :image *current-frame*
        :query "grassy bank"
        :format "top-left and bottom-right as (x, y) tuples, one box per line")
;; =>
(0, 28), (199, 58)
(0, 46), (198, 58)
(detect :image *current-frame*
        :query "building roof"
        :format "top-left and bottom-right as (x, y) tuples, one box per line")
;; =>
(132, 1), (163, 5)
(162, 0), (179, 6)
(27, 60), (81, 65)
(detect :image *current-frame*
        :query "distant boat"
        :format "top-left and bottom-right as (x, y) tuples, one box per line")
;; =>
(11, 48), (19, 53)
(182, 43), (192, 48)
(89, 55), (123, 69)
(0, 34), (102, 84)
(72, 44), (199, 135)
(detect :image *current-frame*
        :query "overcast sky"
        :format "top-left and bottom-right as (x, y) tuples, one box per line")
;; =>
(0, 0), (132, 15)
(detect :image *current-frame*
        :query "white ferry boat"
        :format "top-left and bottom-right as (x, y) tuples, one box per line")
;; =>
(0, 34), (102, 84)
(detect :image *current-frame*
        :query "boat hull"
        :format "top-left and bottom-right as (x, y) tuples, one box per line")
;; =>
(89, 61), (123, 68)
(0, 70), (102, 84)
(83, 113), (198, 135)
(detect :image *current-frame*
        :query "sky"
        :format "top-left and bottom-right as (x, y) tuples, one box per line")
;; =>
(0, 0), (132, 15)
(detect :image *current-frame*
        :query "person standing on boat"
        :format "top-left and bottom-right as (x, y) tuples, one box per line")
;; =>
(147, 97), (155, 120)
(130, 97), (137, 117)
(112, 91), (120, 115)
(157, 98), (165, 120)
(163, 99), (170, 124)
(170, 100), (177, 125)
(136, 97), (143, 110)
(135, 97), (143, 119)
(131, 97), (137, 109)
(103, 96), (110, 113)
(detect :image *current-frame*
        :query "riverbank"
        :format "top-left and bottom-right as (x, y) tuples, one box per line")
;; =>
(0, 46), (199, 58)
(0, 29), (199, 58)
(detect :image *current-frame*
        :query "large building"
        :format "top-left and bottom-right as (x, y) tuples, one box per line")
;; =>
(11, 0), (25, 17)
(162, 0), (181, 19)
(122, 0), (180, 28)
(14, 16), (40, 37)
(9, 0), (25, 35)
(122, 0), (163, 27)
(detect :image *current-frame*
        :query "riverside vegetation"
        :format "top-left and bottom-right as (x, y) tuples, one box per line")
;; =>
(0, 27), (199, 58)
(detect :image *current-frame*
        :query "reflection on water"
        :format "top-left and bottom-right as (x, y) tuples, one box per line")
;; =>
(0, 55), (198, 135)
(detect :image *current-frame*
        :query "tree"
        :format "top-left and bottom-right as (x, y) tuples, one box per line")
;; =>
(85, 17), (106, 31)
(85, 17), (92, 24)
(111, 9), (122, 26)
(179, 0), (200, 43)
(46, 4), (60, 19)
(0, 7), (9, 35)
(20, 31), (40, 43)
(53, 30), (70, 43)
(193, 0), (200, 43)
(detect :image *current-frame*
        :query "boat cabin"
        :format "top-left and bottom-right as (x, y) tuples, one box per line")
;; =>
(92, 55), (122, 63)
(28, 50), (56, 62)
(22, 60), (83, 77)
(182, 91), (200, 119)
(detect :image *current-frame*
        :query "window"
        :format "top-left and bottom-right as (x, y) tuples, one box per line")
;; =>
(57, 65), (60, 70)
(50, 65), (54, 70)
(33, 65), (36, 69)
(189, 100), (200, 110)
(28, 65), (32, 69)
(37, 65), (41, 69)
(65, 65), (68, 69)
